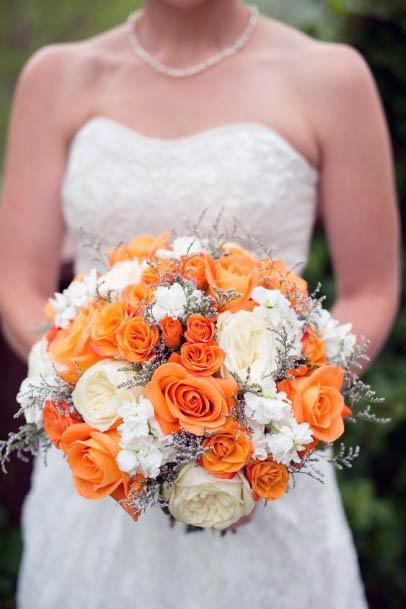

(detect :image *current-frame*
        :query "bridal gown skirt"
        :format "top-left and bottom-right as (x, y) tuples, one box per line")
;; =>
(17, 448), (368, 609)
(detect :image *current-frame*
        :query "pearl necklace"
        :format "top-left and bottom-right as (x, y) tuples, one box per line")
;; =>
(126, 5), (259, 78)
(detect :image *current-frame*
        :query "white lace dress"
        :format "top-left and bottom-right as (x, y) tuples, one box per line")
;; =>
(17, 118), (368, 609)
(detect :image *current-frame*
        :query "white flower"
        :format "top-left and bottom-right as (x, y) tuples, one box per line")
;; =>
(117, 397), (154, 445)
(27, 338), (55, 378)
(151, 283), (187, 322)
(217, 309), (280, 384)
(98, 260), (143, 301)
(165, 463), (255, 530)
(313, 308), (356, 364)
(16, 377), (45, 427)
(265, 420), (313, 465)
(117, 437), (163, 479)
(251, 286), (303, 358)
(244, 377), (292, 425)
(49, 269), (98, 328)
(72, 360), (141, 431)
(156, 236), (208, 260)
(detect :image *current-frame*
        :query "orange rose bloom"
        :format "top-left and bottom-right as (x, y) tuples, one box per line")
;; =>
(180, 254), (207, 289)
(205, 254), (257, 312)
(114, 473), (145, 521)
(280, 366), (349, 443)
(180, 341), (225, 376)
(61, 423), (128, 500)
(141, 258), (178, 286)
(49, 304), (101, 384)
(160, 317), (183, 349)
(185, 314), (215, 343)
(256, 258), (308, 303)
(109, 232), (169, 265)
(123, 283), (154, 310)
(145, 362), (237, 435)
(43, 400), (81, 449)
(116, 316), (159, 363)
(302, 325), (327, 367)
(246, 456), (289, 501)
(90, 301), (129, 357)
(201, 421), (253, 478)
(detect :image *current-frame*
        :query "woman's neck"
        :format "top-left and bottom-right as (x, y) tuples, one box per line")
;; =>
(138, 0), (251, 66)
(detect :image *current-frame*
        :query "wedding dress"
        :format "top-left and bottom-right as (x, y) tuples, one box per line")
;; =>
(17, 117), (368, 609)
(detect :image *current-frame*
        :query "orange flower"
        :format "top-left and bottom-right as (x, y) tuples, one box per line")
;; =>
(123, 283), (154, 310)
(205, 254), (257, 312)
(114, 473), (145, 521)
(160, 317), (183, 349)
(141, 258), (178, 286)
(279, 366), (349, 443)
(302, 325), (327, 367)
(61, 423), (128, 500)
(43, 400), (81, 449)
(109, 232), (169, 265)
(256, 258), (308, 303)
(180, 341), (225, 376)
(90, 301), (129, 357)
(116, 316), (159, 363)
(48, 304), (101, 384)
(185, 314), (215, 343)
(145, 362), (237, 435)
(246, 456), (289, 501)
(201, 420), (253, 478)
(180, 254), (207, 289)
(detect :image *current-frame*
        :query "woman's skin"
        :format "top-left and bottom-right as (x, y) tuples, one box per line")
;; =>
(0, 0), (400, 367)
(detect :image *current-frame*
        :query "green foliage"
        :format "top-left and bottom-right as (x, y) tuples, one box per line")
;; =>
(0, 1), (405, 607)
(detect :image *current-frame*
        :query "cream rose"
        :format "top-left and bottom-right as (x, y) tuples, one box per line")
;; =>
(72, 360), (142, 431)
(165, 463), (255, 530)
(98, 260), (143, 300)
(217, 310), (279, 384)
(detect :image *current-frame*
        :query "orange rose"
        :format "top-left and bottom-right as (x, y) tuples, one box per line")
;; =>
(109, 232), (169, 265)
(205, 254), (257, 312)
(114, 473), (145, 521)
(246, 456), (289, 501)
(280, 366), (349, 443)
(49, 304), (101, 384)
(145, 362), (237, 435)
(302, 325), (327, 367)
(123, 283), (154, 310)
(141, 258), (178, 286)
(160, 317), (183, 349)
(180, 341), (225, 376)
(90, 301), (129, 357)
(201, 420), (253, 478)
(185, 314), (215, 343)
(61, 423), (129, 500)
(256, 258), (308, 303)
(43, 400), (81, 449)
(180, 254), (207, 289)
(116, 316), (159, 363)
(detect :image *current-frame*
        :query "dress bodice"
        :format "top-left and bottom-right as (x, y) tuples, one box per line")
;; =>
(62, 117), (318, 273)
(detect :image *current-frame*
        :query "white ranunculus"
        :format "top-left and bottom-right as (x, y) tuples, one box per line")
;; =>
(151, 283), (187, 322)
(98, 260), (143, 301)
(217, 310), (280, 384)
(72, 360), (141, 431)
(312, 308), (356, 364)
(165, 463), (255, 530)
(49, 269), (98, 328)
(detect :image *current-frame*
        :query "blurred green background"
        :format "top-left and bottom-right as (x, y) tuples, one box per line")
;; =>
(0, 0), (405, 607)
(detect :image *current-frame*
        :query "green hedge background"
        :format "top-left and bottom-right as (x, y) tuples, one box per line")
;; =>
(0, 1), (405, 607)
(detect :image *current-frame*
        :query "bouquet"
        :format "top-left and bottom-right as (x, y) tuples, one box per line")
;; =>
(0, 227), (387, 530)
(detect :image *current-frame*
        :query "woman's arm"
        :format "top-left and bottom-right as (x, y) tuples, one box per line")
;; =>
(313, 46), (400, 368)
(0, 46), (75, 360)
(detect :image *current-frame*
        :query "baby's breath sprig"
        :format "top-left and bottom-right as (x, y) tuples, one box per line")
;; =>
(0, 425), (50, 473)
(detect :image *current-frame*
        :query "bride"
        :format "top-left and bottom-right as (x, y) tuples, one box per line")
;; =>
(0, 1), (399, 608)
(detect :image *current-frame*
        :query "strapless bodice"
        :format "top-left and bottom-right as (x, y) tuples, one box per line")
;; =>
(61, 117), (318, 273)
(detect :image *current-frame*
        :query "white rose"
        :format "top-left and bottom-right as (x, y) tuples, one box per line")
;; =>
(151, 283), (187, 322)
(165, 463), (255, 530)
(217, 310), (279, 384)
(98, 260), (143, 301)
(72, 360), (141, 431)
